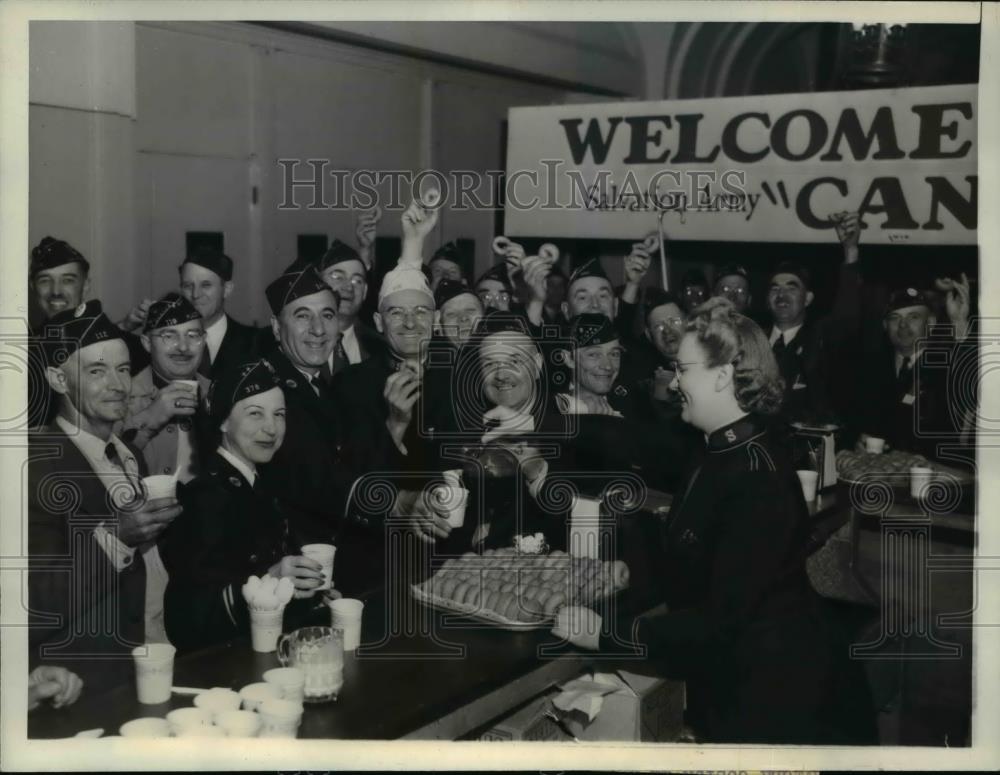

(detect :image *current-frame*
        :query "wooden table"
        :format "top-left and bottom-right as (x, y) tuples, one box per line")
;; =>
(28, 584), (649, 741)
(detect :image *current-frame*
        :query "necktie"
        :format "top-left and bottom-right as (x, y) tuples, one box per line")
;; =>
(331, 335), (349, 376)
(197, 347), (212, 379)
(772, 335), (787, 356)
(105, 442), (143, 502)
(311, 373), (332, 401)
(897, 355), (913, 392)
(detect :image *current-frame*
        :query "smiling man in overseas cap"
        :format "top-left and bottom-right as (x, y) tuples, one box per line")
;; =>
(434, 278), (484, 349)
(555, 312), (626, 417)
(428, 241), (468, 291)
(30, 299), (183, 689)
(563, 258), (617, 322)
(119, 292), (210, 483)
(179, 246), (259, 379)
(312, 238), (385, 373)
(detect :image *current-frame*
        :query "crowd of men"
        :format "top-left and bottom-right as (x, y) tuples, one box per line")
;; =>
(25, 199), (977, 699)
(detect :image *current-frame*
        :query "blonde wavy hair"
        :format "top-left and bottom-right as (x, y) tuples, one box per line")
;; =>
(684, 297), (785, 416)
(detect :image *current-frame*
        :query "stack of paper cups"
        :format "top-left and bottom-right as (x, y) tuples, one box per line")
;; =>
(301, 543), (336, 592)
(239, 682), (282, 712)
(166, 707), (214, 736)
(131, 643), (176, 704)
(257, 698), (304, 738)
(329, 598), (365, 652)
(263, 667), (306, 702)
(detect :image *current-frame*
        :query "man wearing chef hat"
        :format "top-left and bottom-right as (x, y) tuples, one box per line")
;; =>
(261, 263), (349, 547)
(28, 300), (183, 692)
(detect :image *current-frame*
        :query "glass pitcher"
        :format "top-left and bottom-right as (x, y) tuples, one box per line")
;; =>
(276, 626), (344, 703)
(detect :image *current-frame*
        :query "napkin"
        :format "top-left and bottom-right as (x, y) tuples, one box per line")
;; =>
(551, 673), (628, 722)
(241, 574), (294, 611)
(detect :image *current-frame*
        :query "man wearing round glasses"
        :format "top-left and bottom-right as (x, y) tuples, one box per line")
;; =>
(713, 263), (752, 315)
(121, 293), (210, 482)
(315, 239), (386, 375)
(474, 264), (513, 312)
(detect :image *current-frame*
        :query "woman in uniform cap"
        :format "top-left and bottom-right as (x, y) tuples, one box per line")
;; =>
(554, 297), (877, 744)
(161, 358), (327, 653)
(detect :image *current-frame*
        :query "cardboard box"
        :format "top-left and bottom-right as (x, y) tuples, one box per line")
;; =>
(479, 691), (570, 742)
(557, 669), (685, 742)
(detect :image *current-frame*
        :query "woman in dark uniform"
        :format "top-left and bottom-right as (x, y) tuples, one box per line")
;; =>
(161, 359), (325, 653)
(554, 298), (877, 745)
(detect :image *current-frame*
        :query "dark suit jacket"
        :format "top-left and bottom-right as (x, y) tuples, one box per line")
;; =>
(28, 425), (149, 693)
(160, 452), (318, 653)
(264, 350), (350, 548)
(210, 314), (261, 380)
(768, 319), (838, 425)
(622, 415), (875, 744)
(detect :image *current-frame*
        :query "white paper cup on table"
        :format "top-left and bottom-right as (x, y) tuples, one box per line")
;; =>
(131, 643), (175, 704)
(865, 436), (886, 454)
(796, 470), (819, 502)
(300, 543), (336, 592)
(910, 466), (934, 498)
(119, 717), (170, 738)
(193, 688), (242, 721)
(166, 707), (213, 735)
(216, 709), (262, 737)
(257, 698), (304, 738)
(176, 724), (227, 738)
(263, 667), (306, 702)
(328, 598), (365, 652)
(239, 682), (282, 712)
(250, 607), (284, 653)
(141, 475), (177, 502)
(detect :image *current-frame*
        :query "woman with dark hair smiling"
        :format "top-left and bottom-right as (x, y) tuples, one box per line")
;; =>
(553, 298), (877, 745)
(161, 359), (326, 653)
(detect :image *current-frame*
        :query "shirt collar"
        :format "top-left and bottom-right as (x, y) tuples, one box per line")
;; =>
(216, 445), (256, 486)
(706, 414), (765, 452)
(205, 314), (228, 359)
(770, 323), (803, 346)
(895, 347), (924, 373)
(55, 415), (132, 464)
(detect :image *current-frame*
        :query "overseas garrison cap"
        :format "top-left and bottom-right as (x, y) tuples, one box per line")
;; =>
(434, 278), (478, 309)
(886, 286), (931, 315)
(769, 261), (811, 290)
(30, 236), (90, 279)
(568, 312), (619, 349)
(266, 265), (338, 315)
(431, 242), (462, 266)
(143, 292), (201, 333)
(567, 258), (609, 288)
(42, 300), (123, 366)
(470, 310), (532, 340)
(716, 263), (749, 282)
(181, 246), (234, 282)
(318, 239), (365, 274)
(379, 261), (434, 307)
(207, 358), (282, 426)
(643, 288), (683, 320)
(474, 263), (512, 291)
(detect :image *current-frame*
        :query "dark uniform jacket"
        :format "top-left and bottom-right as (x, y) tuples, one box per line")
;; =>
(622, 415), (876, 744)
(27, 425), (149, 694)
(208, 314), (261, 380)
(161, 451), (317, 654)
(768, 319), (838, 425)
(265, 349), (350, 548)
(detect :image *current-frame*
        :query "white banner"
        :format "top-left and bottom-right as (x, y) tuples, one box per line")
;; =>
(504, 84), (977, 245)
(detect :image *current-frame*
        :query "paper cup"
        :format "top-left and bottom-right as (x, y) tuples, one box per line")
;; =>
(258, 698), (304, 738)
(329, 598), (364, 652)
(166, 707), (213, 735)
(301, 543), (336, 592)
(173, 379), (198, 392)
(865, 436), (886, 454)
(910, 466), (934, 498)
(119, 717), (170, 738)
(431, 485), (469, 529)
(131, 643), (175, 704)
(796, 470), (819, 502)
(442, 469), (463, 487)
(176, 724), (226, 737)
(193, 689), (242, 721)
(250, 608), (284, 653)
(216, 709), (262, 737)
(263, 667), (306, 702)
(142, 475), (177, 502)
(239, 682), (282, 712)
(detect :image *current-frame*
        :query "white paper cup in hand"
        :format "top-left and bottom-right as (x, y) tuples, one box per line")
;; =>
(431, 485), (469, 529)
(250, 608), (284, 653)
(865, 436), (886, 454)
(216, 709), (262, 737)
(172, 379), (199, 394)
(193, 688), (242, 721)
(258, 698), (304, 738)
(300, 543), (336, 592)
(796, 470), (819, 502)
(131, 643), (175, 704)
(328, 598), (365, 652)
(239, 682), (282, 712)
(119, 717), (170, 738)
(142, 475), (177, 502)
(166, 707), (213, 735)
(263, 667), (306, 702)
(910, 466), (933, 498)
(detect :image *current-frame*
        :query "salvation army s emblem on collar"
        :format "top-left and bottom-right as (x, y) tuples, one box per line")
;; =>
(725, 429), (737, 443)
